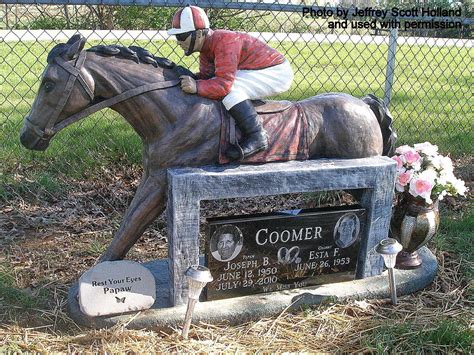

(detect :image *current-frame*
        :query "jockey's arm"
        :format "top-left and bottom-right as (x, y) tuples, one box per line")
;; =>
(197, 55), (214, 80)
(195, 40), (242, 100)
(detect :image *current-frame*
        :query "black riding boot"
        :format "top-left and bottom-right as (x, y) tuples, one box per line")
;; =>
(225, 100), (268, 160)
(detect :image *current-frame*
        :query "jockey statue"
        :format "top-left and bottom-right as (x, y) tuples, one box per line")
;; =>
(168, 5), (294, 160)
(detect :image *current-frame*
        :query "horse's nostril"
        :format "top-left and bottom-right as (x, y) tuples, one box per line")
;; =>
(20, 124), (39, 149)
(20, 129), (29, 146)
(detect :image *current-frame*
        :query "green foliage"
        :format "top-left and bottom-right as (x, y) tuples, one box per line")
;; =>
(86, 237), (108, 256)
(112, 7), (286, 32)
(26, 17), (67, 30)
(0, 171), (67, 203)
(0, 265), (47, 309)
(366, 319), (473, 352)
(433, 207), (473, 301)
(206, 9), (261, 32)
(18, 14), (97, 30)
(113, 6), (176, 30)
(434, 206), (474, 279)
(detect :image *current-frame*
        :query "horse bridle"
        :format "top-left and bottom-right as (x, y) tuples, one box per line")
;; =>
(25, 50), (180, 143)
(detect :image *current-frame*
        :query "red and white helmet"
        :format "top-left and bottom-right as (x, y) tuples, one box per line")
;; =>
(167, 5), (210, 35)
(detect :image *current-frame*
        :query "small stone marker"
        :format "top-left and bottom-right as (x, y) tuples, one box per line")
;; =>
(206, 206), (366, 300)
(78, 260), (156, 317)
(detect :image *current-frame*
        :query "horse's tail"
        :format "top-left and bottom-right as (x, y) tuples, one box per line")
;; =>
(362, 94), (397, 156)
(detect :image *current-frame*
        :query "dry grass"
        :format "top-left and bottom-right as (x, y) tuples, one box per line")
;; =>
(0, 260), (471, 353)
(1, 164), (472, 352)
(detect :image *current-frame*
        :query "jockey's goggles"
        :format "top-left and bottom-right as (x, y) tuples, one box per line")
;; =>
(175, 32), (192, 42)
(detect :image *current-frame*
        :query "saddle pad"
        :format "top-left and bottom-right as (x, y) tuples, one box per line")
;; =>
(219, 103), (310, 164)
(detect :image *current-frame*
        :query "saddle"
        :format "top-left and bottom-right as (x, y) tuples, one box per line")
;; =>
(251, 99), (293, 114)
(219, 100), (310, 164)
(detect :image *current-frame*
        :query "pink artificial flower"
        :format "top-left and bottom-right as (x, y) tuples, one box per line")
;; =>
(396, 170), (413, 190)
(391, 155), (404, 170)
(403, 150), (421, 166)
(409, 177), (434, 203)
(413, 179), (432, 194)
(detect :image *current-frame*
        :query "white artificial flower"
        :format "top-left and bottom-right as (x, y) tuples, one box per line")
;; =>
(439, 156), (454, 172)
(430, 155), (443, 170)
(438, 190), (448, 201)
(412, 160), (422, 171)
(414, 142), (438, 156)
(395, 145), (413, 155)
(452, 178), (467, 196)
(438, 170), (456, 186)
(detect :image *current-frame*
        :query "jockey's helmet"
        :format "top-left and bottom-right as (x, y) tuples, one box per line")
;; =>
(167, 5), (210, 35)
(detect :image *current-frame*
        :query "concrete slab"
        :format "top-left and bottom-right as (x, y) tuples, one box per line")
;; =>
(67, 247), (437, 330)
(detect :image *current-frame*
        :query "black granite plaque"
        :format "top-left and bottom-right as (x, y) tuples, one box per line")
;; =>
(205, 205), (366, 301)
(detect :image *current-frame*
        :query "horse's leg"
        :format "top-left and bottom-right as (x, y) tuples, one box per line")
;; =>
(98, 170), (166, 262)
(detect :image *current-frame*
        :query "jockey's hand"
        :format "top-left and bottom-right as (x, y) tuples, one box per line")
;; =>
(180, 75), (197, 94)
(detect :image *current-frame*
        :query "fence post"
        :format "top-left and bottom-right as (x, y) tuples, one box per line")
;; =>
(64, 5), (71, 28)
(4, 4), (9, 28)
(383, 28), (398, 108)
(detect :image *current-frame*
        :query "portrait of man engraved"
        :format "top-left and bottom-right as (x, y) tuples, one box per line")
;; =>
(210, 225), (244, 262)
(333, 213), (360, 248)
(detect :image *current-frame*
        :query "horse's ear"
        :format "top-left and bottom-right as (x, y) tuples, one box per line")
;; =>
(63, 34), (86, 60)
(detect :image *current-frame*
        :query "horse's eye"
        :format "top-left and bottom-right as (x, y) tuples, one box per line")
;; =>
(43, 81), (55, 93)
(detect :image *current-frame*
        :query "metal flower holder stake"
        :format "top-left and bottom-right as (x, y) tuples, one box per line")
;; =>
(182, 265), (213, 339)
(376, 238), (403, 305)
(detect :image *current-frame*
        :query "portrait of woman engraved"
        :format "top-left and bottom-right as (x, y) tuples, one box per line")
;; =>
(210, 224), (244, 262)
(333, 213), (360, 248)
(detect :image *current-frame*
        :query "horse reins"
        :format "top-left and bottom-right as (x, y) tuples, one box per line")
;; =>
(26, 50), (180, 142)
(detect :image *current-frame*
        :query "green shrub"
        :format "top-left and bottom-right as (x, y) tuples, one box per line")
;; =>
(25, 17), (67, 30)
(114, 6), (176, 30)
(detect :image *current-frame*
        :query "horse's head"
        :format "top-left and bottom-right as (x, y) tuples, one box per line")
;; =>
(20, 34), (94, 151)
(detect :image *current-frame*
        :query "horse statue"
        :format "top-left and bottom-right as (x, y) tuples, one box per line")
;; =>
(20, 34), (396, 263)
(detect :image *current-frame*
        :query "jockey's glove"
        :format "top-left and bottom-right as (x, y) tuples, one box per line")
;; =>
(173, 65), (198, 80)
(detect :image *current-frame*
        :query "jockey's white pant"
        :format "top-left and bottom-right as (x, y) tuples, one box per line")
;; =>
(222, 60), (294, 110)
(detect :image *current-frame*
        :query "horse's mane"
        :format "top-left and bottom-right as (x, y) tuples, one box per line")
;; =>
(47, 41), (194, 78)
(87, 45), (175, 69)
(87, 45), (195, 78)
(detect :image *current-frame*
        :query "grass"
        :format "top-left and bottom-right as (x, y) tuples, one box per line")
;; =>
(434, 203), (474, 287)
(367, 319), (473, 352)
(0, 155), (471, 352)
(0, 36), (472, 351)
(0, 264), (47, 309)
(1, 38), (472, 187)
(365, 202), (474, 352)
(86, 236), (109, 257)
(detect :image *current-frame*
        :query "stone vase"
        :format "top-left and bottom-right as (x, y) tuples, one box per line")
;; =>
(390, 193), (440, 269)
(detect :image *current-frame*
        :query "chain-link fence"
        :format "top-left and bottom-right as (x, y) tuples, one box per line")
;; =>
(1, 0), (473, 203)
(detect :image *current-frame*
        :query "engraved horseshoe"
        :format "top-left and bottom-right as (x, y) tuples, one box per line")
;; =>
(277, 246), (300, 264)
(277, 247), (289, 264)
(288, 246), (300, 263)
